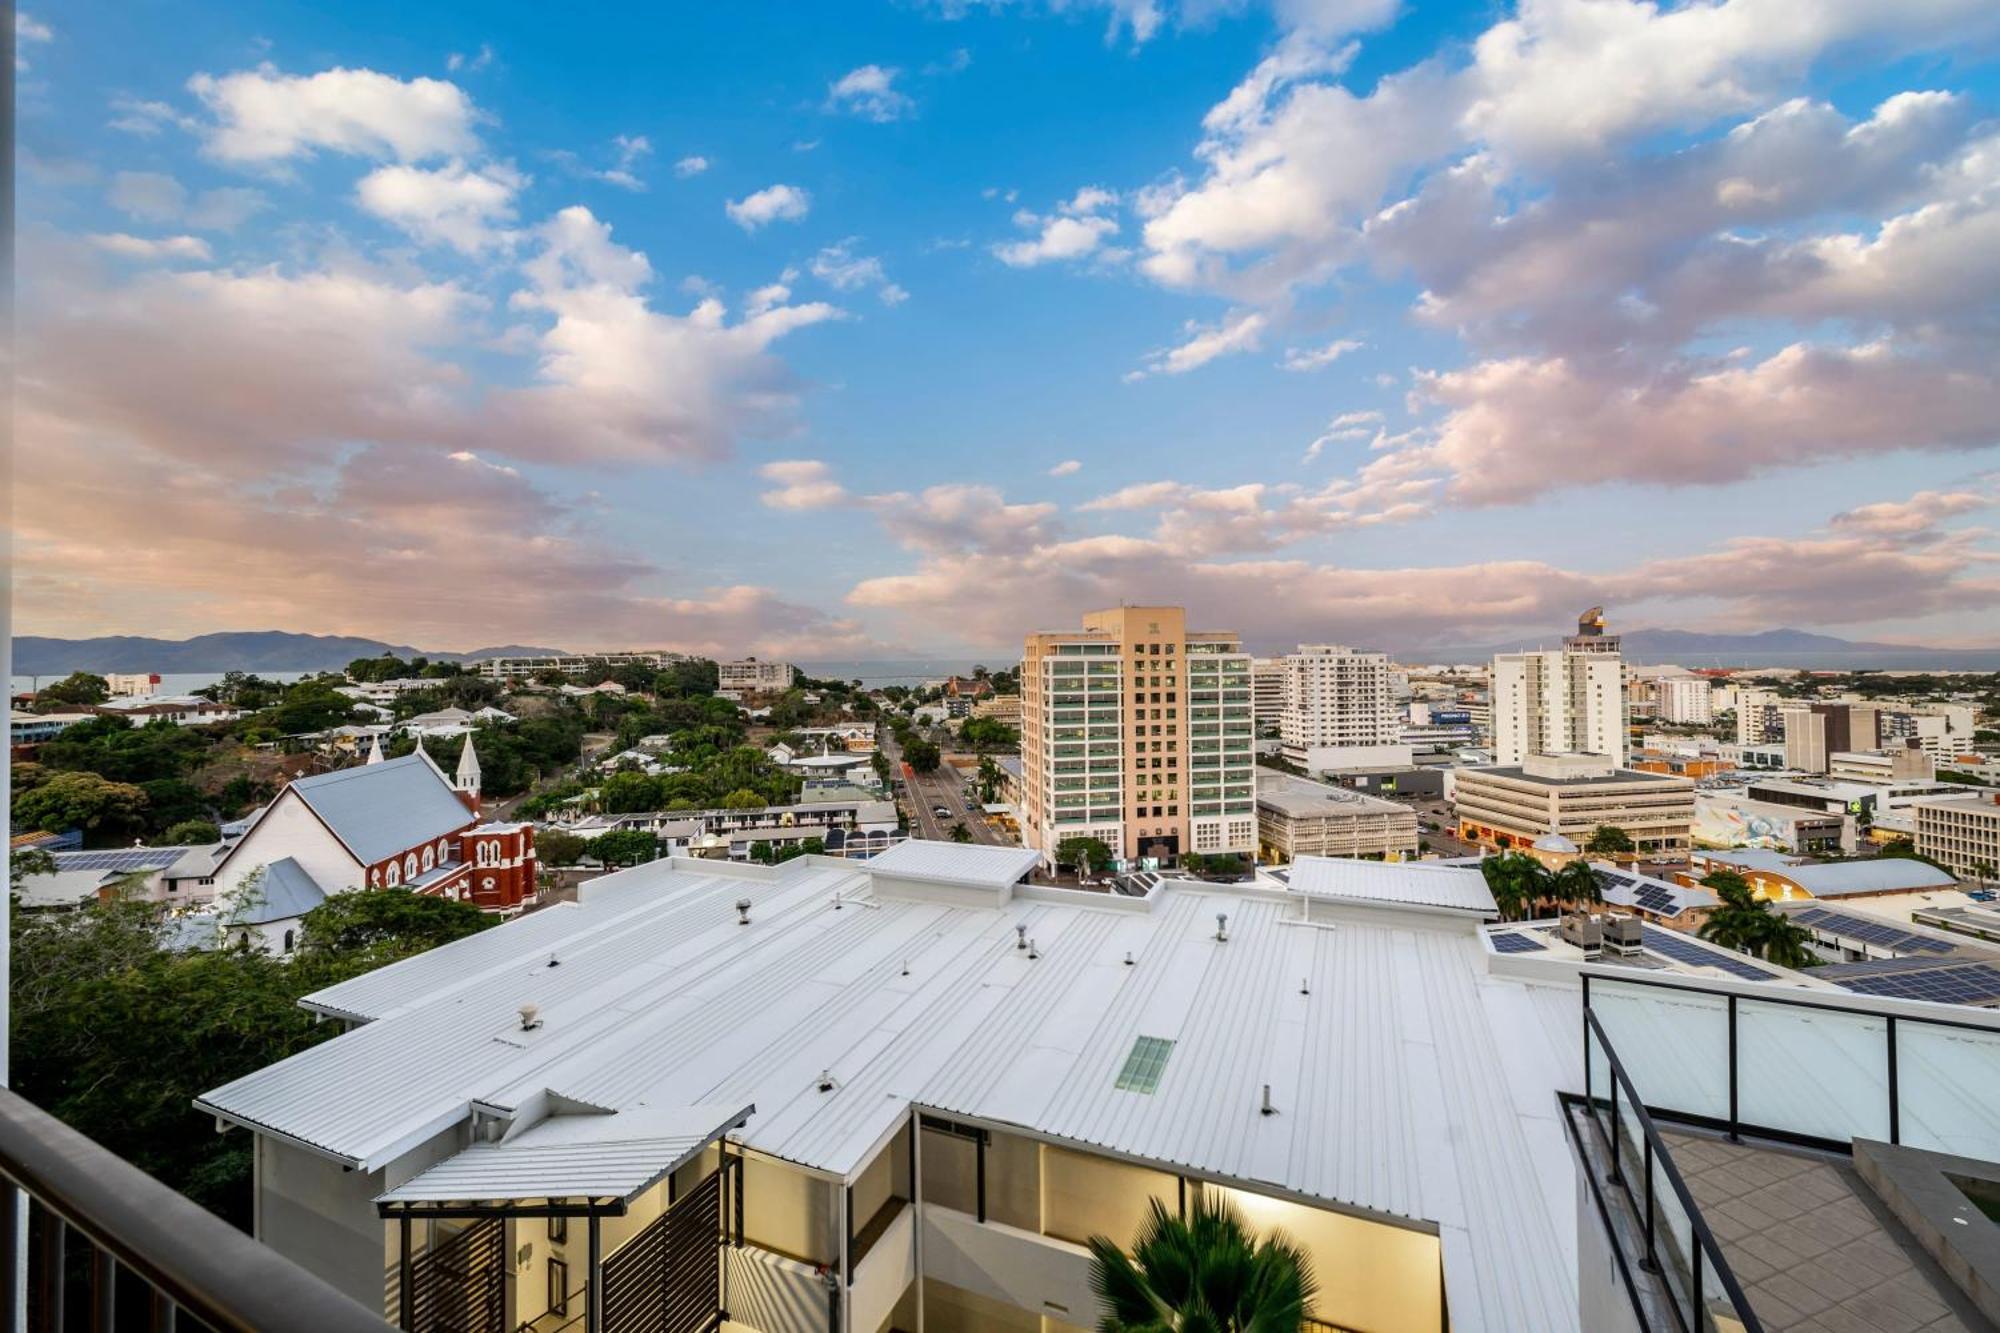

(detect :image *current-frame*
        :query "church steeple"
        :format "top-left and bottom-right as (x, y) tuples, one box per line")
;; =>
(455, 733), (482, 797)
(366, 732), (385, 764)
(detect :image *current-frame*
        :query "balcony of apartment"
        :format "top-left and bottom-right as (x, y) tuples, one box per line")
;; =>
(0, 1084), (388, 1332)
(1568, 971), (2000, 1332)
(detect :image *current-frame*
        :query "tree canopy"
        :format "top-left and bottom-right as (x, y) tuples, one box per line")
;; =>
(12, 771), (150, 843)
(1088, 1195), (1316, 1333)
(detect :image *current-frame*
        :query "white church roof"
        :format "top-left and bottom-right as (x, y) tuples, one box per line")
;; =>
(288, 754), (473, 866)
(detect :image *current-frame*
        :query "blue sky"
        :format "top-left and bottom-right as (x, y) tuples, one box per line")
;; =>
(17, 0), (2000, 656)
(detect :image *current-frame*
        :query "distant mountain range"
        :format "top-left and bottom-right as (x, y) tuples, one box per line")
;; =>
(1410, 626), (2000, 670)
(12, 632), (567, 676)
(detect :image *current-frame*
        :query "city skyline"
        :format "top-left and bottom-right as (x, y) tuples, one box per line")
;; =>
(17, 0), (2000, 657)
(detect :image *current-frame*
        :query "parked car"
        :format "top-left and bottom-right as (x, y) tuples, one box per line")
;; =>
(933, 805), (950, 818)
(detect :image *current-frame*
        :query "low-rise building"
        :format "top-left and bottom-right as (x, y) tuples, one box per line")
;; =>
(105, 672), (162, 697)
(1680, 849), (1957, 902)
(969, 693), (1021, 725)
(1453, 752), (1696, 858)
(476, 651), (687, 683)
(1254, 770), (1419, 863)
(1694, 791), (1849, 854)
(10, 709), (96, 746)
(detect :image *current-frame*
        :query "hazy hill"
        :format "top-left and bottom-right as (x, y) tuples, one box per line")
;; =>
(12, 632), (568, 676)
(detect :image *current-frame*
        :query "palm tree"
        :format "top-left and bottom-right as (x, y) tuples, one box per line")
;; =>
(1480, 853), (1528, 922)
(1088, 1195), (1316, 1332)
(949, 821), (973, 843)
(1755, 913), (1818, 970)
(1552, 860), (1603, 911)
(1696, 871), (1765, 954)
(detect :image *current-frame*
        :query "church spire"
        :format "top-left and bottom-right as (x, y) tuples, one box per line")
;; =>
(455, 733), (482, 797)
(366, 732), (385, 765)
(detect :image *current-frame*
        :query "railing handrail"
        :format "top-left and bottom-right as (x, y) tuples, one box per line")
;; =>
(0, 1086), (387, 1331)
(1582, 1005), (1764, 1333)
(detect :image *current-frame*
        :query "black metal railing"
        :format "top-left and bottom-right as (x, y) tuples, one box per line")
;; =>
(1573, 1008), (1763, 1333)
(0, 1086), (387, 1331)
(1582, 970), (2000, 1156)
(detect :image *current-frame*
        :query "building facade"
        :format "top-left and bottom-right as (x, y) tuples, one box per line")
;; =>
(1276, 645), (1403, 771)
(1916, 795), (2000, 879)
(1254, 770), (1419, 863)
(1653, 677), (1713, 725)
(1020, 606), (1255, 866)
(1250, 657), (1286, 730)
(1454, 752), (1695, 856)
(1490, 649), (1627, 767)
(474, 651), (687, 682)
(717, 658), (798, 692)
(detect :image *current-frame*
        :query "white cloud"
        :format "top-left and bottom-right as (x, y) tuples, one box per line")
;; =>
(810, 240), (907, 304)
(674, 154), (710, 178)
(188, 64), (480, 164)
(108, 96), (196, 137)
(356, 160), (525, 254)
(758, 459), (850, 510)
(598, 134), (651, 190)
(993, 186), (1122, 267)
(827, 65), (915, 122)
(726, 183), (811, 230)
(89, 233), (213, 262)
(108, 172), (270, 231)
(1280, 337), (1361, 370)
(445, 44), (495, 74)
(1049, 459), (1083, 476)
(17, 10), (51, 68)
(1831, 490), (1991, 539)
(1133, 309), (1267, 377)
(1302, 408), (1383, 462)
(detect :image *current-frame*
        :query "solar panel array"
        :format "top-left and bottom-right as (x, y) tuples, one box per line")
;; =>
(1831, 962), (2000, 1007)
(1489, 932), (1547, 954)
(49, 847), (189, 873)
(1594, 868), (1690, 915)
(1641, 926), (1775, 980)
(1791, 907), (1955, 955)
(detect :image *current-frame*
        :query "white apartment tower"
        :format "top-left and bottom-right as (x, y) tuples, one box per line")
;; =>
(1277, 645), (1402, 768)
(1250, 658), (1286, 731)
(1021, 606), (1256, 867)
(1654, 676), (1714, 725)
(1490, 609), (1628, 766)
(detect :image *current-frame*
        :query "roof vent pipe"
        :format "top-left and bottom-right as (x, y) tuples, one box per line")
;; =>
(736, 898), (752, 925)
(1015, 924), (1028, 951)
(1260, 1084), (1277, 1116)
(817, 1069), (836, 1093)
(518, 1003), (542, 1032)
(1027, 939), (1040, 960)
(1215, 913), (1229, 942)
(1124, 951), (1135, 966)
(1300, 978), (1310, 996)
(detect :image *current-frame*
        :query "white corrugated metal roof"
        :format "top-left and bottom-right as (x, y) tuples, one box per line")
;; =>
(377, 1103), (749, 1204)
(1284, 855), (1498, 915)
(863, 838), (1040, 888)
(200, 848), (1576, 1330)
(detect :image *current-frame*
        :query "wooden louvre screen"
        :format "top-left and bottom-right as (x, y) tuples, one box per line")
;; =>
(601, 1168), (723, 1333)
(410, 1217), (505, 1333)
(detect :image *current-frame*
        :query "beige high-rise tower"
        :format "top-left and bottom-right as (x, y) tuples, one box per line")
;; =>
(1020, 606), (1256, 867)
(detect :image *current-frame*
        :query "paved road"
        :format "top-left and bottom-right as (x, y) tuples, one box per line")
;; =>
(881, 733), (1017, 846)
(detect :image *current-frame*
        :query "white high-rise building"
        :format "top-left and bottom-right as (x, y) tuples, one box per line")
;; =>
(1654, 677), (1714, 725)
(1490, 611), (1628, 766)
(1250, 657), (1286, 731)
(1278, 645), (1405, 771)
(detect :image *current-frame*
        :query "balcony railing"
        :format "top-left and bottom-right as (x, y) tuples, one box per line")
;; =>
(0, 1086), (386, 1332)
(1564, 1008), (1762, 1333)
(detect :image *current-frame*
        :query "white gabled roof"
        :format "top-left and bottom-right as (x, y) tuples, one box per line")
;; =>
(201, 850), (1576, 1330)
(1285, 855), (1498, 916)
(377, 1103), (750, 1205)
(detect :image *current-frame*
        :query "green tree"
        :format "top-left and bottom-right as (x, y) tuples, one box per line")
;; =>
(1480, 851), (1554, 921)
(159, 819), (222, 846)
(1696, 870), (1815, 966)
(949, 822), (973, 843)
(591, 828), (659, 868)
(12, 771), (150, 842)
(536, 829), (588, 869)
(344, 655), (410, 682)
(297, 889), (494, 957)
(600, 770), (667, 814)
(1584, 825), (1635, 857)
(904, 738), (942, 773)
(721, 788), (768, 810)
(1088, 1195), (1316, 1333)
(36, 671), (110, 707)
(959, 717), (1018, 752)
(1056, 836), (1115, 874)
(1551, 859), (1604, 910)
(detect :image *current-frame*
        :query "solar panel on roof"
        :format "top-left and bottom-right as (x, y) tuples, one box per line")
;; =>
(1641, 926), (1775, 980)
(1114, 1036), (1176, 1093)
(1788, 906), (1955, 955)
(1832, 963), (2000, 1007)
(1489, 933), (1546, 954)
(50, 847), (187, 873)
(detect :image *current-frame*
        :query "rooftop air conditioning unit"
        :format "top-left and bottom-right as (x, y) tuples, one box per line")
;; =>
(1559, 911), (1603, 958)
(1603, 914), (1644, 957)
